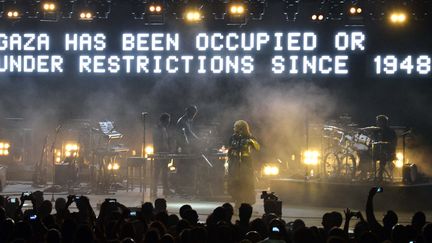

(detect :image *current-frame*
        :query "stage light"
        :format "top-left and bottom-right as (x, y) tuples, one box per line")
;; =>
(149, 4), (162, 13)
(311, 14), (324, 21)
(113, 162), (120, 170)
(389, 11), (407, 24)
(145, 2), (165, 25)
(65, 143), (79, 157)
(263, 164), (280, 176)
(349, 6), (362, 15)
(395, 152), (404, 168)
(145, 145), (154, 157)
(108, 162), (120, 170)
(185, 9), (202, 23)
(40, 1), (59, 22)
(6, 10), (20, 19)
(303, 150), (320, 165)
(79, 11), (94, 20)
(227, 2), (247, 25)
(42, 2), (56, 11)
(229, 3), (246, 15)
(0, 142), (11, 156)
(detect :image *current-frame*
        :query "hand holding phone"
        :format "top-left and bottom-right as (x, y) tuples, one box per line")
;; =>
(105, 198), (117, 203)
(272, 226), (280, 233)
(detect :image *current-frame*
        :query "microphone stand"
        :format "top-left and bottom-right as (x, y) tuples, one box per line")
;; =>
(141, 112), (149, 203)
(401, 129), (412, 165)
(50, 124), (62, 202)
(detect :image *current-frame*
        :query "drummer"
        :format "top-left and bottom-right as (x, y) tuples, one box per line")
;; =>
(373, 115), (397, 182)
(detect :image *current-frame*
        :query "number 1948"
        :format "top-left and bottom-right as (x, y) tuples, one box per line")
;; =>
(374, 55), (431, 75)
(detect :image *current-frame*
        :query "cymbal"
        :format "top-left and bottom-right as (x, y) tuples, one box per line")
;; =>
(360, 126), (380, 130)
(372, 141), (389, 144)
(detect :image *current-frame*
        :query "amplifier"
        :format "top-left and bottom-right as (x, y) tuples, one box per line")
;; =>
(402, 163), (418, 184)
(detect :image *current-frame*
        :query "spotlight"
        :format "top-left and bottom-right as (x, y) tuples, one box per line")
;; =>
(395, 152), (404, 168)
(42, 2), (56, 11)
(146, 2), (165, 25)
(349, 6), (362, 15)
(145, 145), (154, 158)
(41, 1), (59, 22)
(389, 11), (407, 24)
(229, 3), (245, 15)
(227, 2), (247, 25)
(64, 142), (79, 157)
(5, 10), (21, 19)
(303, 150), (320, 165)
(149, 4), (162, 13)
(311, 14), (324, 21)
(79, 11), (94, 20)
(262, 164), (280, 176)
(0, 142), (11, 157)
(107, 162), (120, 171)
(185, 9), (202, 23)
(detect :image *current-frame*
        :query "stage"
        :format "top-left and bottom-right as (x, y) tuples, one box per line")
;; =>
(270, 178), (432, 211)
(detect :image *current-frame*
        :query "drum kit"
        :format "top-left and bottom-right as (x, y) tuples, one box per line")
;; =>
(322, 124), (392, 181)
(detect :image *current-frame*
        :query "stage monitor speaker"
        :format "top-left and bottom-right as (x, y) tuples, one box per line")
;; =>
(402, 163), (418, 184)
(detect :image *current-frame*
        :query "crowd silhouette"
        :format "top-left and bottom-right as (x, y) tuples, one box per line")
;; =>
(0, 187), (430, 243)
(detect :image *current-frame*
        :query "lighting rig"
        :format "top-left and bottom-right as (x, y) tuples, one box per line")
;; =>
(3, 0), (22, 20)
(40, 1), (59, 21)
(227, 1), (248, 25)
(131, 0), (165, 24)
(0, 0), (429, 26)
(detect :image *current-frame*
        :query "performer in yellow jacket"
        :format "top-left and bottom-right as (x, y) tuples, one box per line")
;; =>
(227, 120), (260, 208)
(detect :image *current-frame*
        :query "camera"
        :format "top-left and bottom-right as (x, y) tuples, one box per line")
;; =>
(29, 214), (37, 221)
(129, 211), (137, 217)
(261, 191), (282, 217)
(261, 191), (278, 201)
(74, 196), (81, 201)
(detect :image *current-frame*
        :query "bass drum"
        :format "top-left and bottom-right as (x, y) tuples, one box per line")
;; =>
(322, 151), (357, 180)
